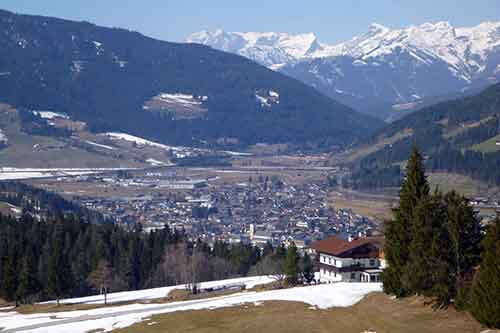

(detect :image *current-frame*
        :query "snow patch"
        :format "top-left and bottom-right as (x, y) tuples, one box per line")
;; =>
(103, 132), (170, 150)
(46, 276), (276, 305)
(158, 93), (206, 106)
(146, 158), (167, 166)
(84, 140), (115, 150)
(256, 90), (280, 108)
(0, 129), (7, 143)
(0, 282), (381, 333)
(32, 111), (69, 119)
(0, 167), (131, 181)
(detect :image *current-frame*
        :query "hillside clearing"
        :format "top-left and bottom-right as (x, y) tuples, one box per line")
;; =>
(471, 135), (500, 153)
(428, 172), (500, 198)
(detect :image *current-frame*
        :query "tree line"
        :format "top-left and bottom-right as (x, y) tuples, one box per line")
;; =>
(0, 210), (314, 306)
(382, 147), (500, 328)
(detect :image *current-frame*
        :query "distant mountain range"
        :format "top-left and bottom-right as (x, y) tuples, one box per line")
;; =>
(187, 22), (500, 119)
(0, 9), (382, 148)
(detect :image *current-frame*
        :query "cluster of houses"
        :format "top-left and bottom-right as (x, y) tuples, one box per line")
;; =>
(55, 172), (379, 252)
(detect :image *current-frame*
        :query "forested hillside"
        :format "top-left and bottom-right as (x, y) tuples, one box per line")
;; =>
(0, 9), (382, 148)
(345, 83), (500, 189)
(0, 181), (111, 224)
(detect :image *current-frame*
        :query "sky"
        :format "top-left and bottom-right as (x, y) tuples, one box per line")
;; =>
(1, 0), (500, 44)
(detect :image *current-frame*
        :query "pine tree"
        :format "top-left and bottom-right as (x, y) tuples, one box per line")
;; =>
(444, 191), (483, 309)
(470, 218), (500, 328)
(16, 254), (41, 304)
(444, 191), (483, 280)
(403, 195), (442, 294)
(300, 252), (315, 284)
(285, 243), (299, 286)
(402, 189), (455, 305)
(382, 147), (429, 296)
(16, 246), (41, 303)
(1, 243), (18, 303)
(47, 230), (73, 305)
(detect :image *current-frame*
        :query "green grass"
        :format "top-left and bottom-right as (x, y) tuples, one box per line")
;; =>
(471, 135), (500, 153)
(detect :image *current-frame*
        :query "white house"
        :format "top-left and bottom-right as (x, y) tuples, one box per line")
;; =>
(311, 236), (384, 283)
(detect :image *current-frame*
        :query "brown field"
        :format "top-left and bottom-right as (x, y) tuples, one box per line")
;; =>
(342, 129), (413, 163)
(328, 190), (396, 222)
(428, 173), (500, 198)
(113, 293), (485, 333)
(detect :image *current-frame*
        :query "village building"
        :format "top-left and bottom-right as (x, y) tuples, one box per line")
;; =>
(311, 236), (384, 283)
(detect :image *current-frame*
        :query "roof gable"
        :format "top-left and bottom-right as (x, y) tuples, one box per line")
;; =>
(312, 236), (381, 257)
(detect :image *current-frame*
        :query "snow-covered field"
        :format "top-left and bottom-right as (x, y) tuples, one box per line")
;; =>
(102, 132), (250, 158)
(0, 280), (382, 333)
(0, 167), (130, 181)
(103, 132), (172, 150)
(46, 275), (275, 305)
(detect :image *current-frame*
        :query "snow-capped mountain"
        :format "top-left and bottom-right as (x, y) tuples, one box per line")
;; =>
(186, 30), (321, 70)
(187, 22), (500, 118)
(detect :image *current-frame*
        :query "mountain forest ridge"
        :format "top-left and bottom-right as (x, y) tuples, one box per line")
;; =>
(344, 82), (500, 189)
(0, 9), (382, 148)
(187, 21), (500, 117)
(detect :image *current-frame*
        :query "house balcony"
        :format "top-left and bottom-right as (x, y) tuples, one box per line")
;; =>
(319, 262), (365, 273)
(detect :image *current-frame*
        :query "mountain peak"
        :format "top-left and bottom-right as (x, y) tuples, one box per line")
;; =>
(185, 30), (320, 67)
(368, 23), (389, 34)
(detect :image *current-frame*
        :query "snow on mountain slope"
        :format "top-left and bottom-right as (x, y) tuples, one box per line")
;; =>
(187, 22), (500, 116)
(186, 30), (320, 69)
(187, 22), (500, 80)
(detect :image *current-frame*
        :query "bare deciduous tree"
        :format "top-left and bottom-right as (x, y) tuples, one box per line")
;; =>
(254, 255), (286, 287)
(87, 260), (114, 304)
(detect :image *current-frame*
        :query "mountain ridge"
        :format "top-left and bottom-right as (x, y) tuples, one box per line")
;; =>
(187, 21), (500, 117)
(0, 9), (382, 148)
(344, 83), (500, 189)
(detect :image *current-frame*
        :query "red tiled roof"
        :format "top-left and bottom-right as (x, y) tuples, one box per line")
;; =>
(311, 236), (381, 256)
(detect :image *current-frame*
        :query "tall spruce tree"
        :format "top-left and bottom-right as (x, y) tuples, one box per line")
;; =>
(284, 243), (299, 286)
(403, 193), (445, 294)
(47, 229), (73, 305)
(16, 254), (41, 304)
(470, 218), (500, 328)
(1, 242), (19, 303)
(382, 147), (429, 296)
(444, 191), (483, 281)
(300, 252), (315, 284)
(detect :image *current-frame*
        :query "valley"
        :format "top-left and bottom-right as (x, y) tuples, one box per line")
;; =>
(0, 4), (499, 333)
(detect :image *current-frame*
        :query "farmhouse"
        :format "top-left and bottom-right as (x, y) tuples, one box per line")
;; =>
(311, 236), (384, 283)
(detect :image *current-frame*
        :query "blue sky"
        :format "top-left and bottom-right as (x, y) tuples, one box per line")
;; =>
(2, 0), (499, 43)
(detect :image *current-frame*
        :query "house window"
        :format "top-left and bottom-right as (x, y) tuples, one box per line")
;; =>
(328, 258), (332, 265)
(351, 272), (356, 280)
(334, 259), (336, 266)
(369, 259), (375, 266)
